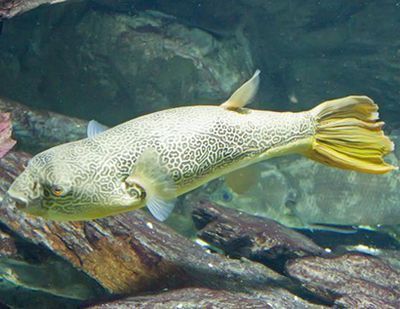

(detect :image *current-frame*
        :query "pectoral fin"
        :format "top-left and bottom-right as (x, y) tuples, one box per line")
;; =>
(87, 120), (109, 138)
(221, 69), (260, 110)
(127, 148), (177, 221)
(147, 197), (175, 221)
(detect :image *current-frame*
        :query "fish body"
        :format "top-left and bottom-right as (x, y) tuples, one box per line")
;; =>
(93, 106), (314, 193)
(5, 72), (396, 221)
(8, 105), (314, 220)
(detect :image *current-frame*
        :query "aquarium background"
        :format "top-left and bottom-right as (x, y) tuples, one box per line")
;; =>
(0, 0), (399, 308)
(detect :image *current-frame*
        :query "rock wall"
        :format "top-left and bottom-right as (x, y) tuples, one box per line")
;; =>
(0, 0), (399, 126)
(0, 1), (252, 124)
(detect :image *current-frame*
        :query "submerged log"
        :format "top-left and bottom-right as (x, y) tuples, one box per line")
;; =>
(0, 200), (290, 295)
(286, 253), (400, 308)
(87, 287), (325, 309)
(0, 226), (104, 308)
(0, 97), (87, 152)
(192, 200), (324, 269)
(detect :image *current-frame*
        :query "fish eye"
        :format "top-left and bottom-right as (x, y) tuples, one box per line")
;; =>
(51, 185), (65, 197)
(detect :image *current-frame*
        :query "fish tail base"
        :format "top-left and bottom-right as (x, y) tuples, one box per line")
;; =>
(305, 96), (397, 174)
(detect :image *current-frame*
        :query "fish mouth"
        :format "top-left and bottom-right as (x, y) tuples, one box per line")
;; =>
(3, 192), (47, 218)
(15, 199), (29, 210)
(3, 192), (29, 210)
(3, 190), (43, 213)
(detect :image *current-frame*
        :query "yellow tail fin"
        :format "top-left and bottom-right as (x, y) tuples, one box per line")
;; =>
(306, 96), (397, 174)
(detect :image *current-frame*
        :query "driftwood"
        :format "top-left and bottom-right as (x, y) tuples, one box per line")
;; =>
(0, 0), (68, 19)
(0, 226), (104, 308)
(0, 97), (87, 152)
(87, 287), (324, 309)
(286, 253), (400, 308)
(193, 200), (324, 268)
(191, 200), (400, 307)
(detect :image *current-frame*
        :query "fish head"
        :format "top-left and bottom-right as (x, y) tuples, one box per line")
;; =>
(5, 163), (44, 216)
(5, 142), (145, 221)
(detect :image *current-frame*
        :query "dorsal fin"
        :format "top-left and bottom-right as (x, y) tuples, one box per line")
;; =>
(87, 120), (109, 138)
(220, 69), (260, 110)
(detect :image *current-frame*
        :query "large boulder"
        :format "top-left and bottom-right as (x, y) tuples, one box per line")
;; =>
(0, 4), (253, 124)
(137, 1), (400, 126)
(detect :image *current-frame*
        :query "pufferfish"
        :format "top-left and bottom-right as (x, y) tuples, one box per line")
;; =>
(5, 71), (397, 221)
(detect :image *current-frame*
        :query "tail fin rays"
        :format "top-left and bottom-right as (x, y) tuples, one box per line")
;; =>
(305, 96), (397, 174)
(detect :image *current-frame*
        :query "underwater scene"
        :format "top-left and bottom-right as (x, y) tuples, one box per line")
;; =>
(0, 0), (400, 308)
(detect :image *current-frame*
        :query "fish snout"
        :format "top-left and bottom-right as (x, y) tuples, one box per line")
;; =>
(3, 186), (43, 211)
(3, 192), (29, 210)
